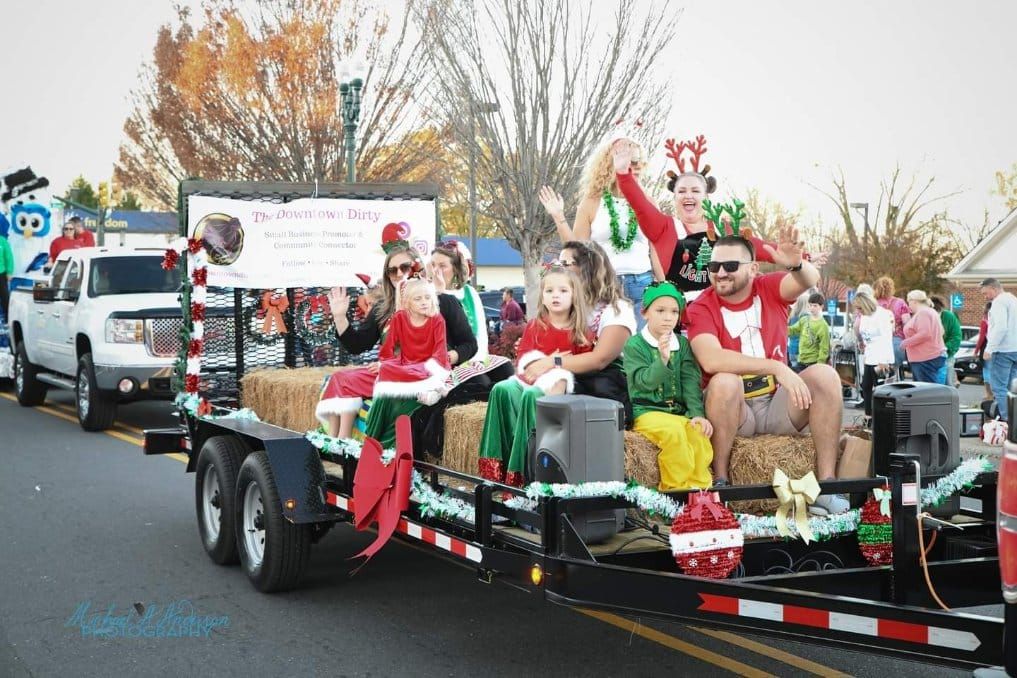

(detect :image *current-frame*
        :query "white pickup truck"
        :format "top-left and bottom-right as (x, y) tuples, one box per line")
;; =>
(6, 247), (183, 430)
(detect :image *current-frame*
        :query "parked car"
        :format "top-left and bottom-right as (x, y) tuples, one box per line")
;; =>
(953, 326), (983, 384)
(479, 286), (526, 335)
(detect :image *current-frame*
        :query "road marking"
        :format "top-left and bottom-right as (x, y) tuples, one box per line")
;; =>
(44, 399), (146, 437)
(0, 393), (849, 675)
(578, 609), (775, 677)
(689, 626), (852, 677)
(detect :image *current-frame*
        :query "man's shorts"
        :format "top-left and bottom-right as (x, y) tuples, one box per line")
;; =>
(736, 387), (808, 437)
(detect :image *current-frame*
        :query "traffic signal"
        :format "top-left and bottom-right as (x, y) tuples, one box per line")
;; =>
(97, 180), (110, 208)
(109, 178), (122, 208)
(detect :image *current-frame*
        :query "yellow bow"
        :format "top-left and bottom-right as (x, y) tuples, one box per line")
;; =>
(772, 469), (821, 544)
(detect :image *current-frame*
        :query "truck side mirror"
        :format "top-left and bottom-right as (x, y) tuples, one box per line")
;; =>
(32, 286), (57, 303)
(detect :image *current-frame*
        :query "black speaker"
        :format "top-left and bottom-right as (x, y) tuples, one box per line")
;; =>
(532, 395), (625, 544)
(872, 382), (960, 516)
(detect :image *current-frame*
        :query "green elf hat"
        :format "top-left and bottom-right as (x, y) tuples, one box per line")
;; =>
(642, 281), (686, 314)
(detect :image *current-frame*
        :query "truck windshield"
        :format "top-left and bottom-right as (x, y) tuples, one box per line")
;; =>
(88, 256), (182, 297)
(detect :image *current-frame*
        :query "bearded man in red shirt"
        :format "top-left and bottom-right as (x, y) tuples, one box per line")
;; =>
(687, 227), (847, 515)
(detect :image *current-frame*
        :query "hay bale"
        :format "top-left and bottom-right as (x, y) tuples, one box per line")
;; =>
(240, 366), (337, 432)
(624, 430), (661, 489)
(728, 434), (817, 515)
(443, 402), (490, 476)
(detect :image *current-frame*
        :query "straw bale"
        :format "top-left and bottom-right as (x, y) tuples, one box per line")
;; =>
(442, 402), (490, 476)
(728, 434), (817, 515)
(624, 430), (661, 488)
(240, 366), (338, 432)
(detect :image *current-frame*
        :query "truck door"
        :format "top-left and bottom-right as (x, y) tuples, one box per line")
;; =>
(33, 259), (69, 366)
(48, 257), (83, 375)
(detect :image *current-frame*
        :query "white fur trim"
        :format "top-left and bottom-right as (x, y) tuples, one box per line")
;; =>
(424, 358), (450, 381)
(315, 396), (364, 425)
(372, 374), (447, 399)
(533, 367), (575, 394)
(640, 325), (679, 351)
(516, 350), (548, 373)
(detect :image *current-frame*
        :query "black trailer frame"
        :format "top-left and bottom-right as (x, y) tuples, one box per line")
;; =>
(144, 179), (1013, 671)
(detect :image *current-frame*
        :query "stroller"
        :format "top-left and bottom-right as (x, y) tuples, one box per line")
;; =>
(833, 345), (863, 406)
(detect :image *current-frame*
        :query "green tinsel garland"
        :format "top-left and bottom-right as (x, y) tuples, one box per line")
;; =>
(602, 190), (639, 253)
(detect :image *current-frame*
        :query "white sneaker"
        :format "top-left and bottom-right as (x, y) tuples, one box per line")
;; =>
(809, 493), (850, 516)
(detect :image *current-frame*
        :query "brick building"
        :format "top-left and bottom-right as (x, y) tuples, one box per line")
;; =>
(946, 208), (1017, 325)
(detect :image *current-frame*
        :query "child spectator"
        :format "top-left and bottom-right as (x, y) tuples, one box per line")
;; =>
(623, 282), (713, 491)
(787, 293), (830, 371)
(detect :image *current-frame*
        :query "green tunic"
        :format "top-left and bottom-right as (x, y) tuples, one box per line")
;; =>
(622, 330), (705, 421)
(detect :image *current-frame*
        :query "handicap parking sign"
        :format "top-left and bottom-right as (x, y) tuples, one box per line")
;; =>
(827, 299), (837, 315)
(950, 292), (963, 309)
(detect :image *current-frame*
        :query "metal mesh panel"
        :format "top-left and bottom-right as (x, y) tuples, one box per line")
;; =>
(180, 180), (439, 406)
(147, 318), (181, 357)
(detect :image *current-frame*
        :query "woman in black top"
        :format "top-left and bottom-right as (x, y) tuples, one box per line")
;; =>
(326, 243), (477, 448)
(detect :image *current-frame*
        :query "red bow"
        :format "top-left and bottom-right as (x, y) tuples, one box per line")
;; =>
(688, 490), (724, 520)
(259, 291), (289, 334)
(351, 416), (414, 564)
(196, 398), (213, 417)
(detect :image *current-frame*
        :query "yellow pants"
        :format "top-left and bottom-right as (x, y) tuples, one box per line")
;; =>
(634, 411), (714, 491)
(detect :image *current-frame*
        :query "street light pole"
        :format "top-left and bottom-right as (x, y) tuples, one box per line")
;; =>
(468, 101), (499, 287)
(849, 201), (869, 278)
(339, 74), (364, 183)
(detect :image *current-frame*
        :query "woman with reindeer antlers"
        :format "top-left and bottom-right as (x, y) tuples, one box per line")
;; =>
(611, 135), (801, 300)
(538, 124), (663, 328)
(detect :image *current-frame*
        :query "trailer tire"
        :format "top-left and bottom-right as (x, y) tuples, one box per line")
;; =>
(236, 451), (311, 592)
(14, 341), (47, 406)
(76, 353), (117, 431)
(195, 436), (248, 565)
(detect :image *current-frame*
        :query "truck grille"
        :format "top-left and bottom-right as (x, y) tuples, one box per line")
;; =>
(147, 318), (182, 357)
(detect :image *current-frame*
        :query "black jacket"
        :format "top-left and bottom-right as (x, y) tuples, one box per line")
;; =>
(337, 294), (478, 365)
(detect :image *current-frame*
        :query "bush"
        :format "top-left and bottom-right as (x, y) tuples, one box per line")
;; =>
(490, 322), (525, 360)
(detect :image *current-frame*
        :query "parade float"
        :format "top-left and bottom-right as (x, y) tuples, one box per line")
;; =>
(143, 179), (1013, 672)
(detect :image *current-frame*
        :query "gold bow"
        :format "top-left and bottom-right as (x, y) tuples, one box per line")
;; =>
(772, 469), (821, 544)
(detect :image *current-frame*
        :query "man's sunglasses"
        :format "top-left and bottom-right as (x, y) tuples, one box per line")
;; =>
(706, 260), (749, 274)
(386, 262), (414, 276)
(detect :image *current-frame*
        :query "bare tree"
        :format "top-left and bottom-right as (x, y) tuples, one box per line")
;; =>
(417, 0), (678, 308)
(812, 166), (963, 293)
(740, 188), (803, 243)
(116, 0), (441, 209)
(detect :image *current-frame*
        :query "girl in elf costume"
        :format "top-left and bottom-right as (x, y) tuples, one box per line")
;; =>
(478, 267), (594, 486)
(537, 132), (663, 328)
(610, 136), (797, 300)
(623, 281), (714, 491)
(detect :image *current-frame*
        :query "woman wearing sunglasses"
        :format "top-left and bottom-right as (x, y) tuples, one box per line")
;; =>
(538, 135), (662, 329)
(319, 242), (477, 445)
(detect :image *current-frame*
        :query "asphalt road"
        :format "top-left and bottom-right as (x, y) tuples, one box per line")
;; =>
(0, 387), (985, 678)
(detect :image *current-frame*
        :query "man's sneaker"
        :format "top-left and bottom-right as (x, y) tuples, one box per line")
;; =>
(809, 493), (850, 516)
(712, 477), (730, 488)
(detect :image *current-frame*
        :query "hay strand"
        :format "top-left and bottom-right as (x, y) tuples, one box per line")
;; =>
(728, 434), (816, 515)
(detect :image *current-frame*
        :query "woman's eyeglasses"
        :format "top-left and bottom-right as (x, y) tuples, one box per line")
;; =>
(386, 262), (414, 276)
(706, 260), (748, 274)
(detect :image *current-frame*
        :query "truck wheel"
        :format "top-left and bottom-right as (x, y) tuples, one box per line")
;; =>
(14, 341), (48, 406)
(195, 436), (248, 565)
(76, 353), (117, 431)
(236, 451), (311, 593)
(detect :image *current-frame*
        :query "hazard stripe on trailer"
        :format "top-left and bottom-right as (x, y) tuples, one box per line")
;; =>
(325, 491), (483, 564)
(698, 594), (980, 651)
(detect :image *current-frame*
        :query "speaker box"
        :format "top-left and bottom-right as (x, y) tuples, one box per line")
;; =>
(872, 382), (960, 516)
(532, 395), (625, 544)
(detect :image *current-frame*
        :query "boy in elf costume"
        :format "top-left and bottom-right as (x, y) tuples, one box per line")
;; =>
(623, 281), (714, 491)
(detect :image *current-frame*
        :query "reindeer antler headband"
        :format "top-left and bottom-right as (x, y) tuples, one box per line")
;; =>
(664, 134), (716, 194)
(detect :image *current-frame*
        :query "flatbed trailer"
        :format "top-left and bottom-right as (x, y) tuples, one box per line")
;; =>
(144, 179), (1016, 672)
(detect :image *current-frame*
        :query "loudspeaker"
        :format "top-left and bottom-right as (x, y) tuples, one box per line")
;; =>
(532, 395), (625, 544)
(872, 381), (960, 516)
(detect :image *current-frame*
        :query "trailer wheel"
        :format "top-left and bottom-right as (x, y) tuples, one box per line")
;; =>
(195, 436), (248, 565)
(14, 341), (47, 406)
(76, 353), (117, 431)
(236, 451), (311, 592)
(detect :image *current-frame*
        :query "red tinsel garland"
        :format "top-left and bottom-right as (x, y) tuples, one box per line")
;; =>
(187, 238), (203, 254)
(187, 339), (204, 358)
(161, 249), (179, 271)
(192, 268), (208, 286)
(190, 302), (206, 322)
(184, 374), (200, 393)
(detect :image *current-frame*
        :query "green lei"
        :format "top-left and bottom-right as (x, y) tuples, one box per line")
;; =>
(602, 190), (638, 253)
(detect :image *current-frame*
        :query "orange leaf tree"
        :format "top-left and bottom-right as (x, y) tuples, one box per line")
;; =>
(116, 0), (442, 208)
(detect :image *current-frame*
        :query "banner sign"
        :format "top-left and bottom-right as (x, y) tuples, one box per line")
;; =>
(186, 196), (436, 288)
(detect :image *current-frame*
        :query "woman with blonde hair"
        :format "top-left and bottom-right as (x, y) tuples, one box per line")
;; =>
(538, 135), (662, 326)
(901, 290), (946, 384)
(853, 292), (895, 418)
(873, 276), (911, 370)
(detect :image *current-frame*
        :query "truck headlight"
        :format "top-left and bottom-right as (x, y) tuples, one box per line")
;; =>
(106, 318), (144, 343)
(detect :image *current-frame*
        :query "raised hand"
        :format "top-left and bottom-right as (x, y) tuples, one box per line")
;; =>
(327, 286), (351, 319)
(611, 139), (634, 174)
(538, 186), (565, 222)
(657, 332), (671, 365)
(762, 224), (806, 269)
(430, 263), (447, 294)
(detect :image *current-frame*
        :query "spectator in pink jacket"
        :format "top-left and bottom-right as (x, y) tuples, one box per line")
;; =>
(873, 276), (911, 369)
(901, 290), (946, 384)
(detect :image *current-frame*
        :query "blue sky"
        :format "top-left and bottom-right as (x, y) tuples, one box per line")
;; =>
(2, 0), (1013, 238)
